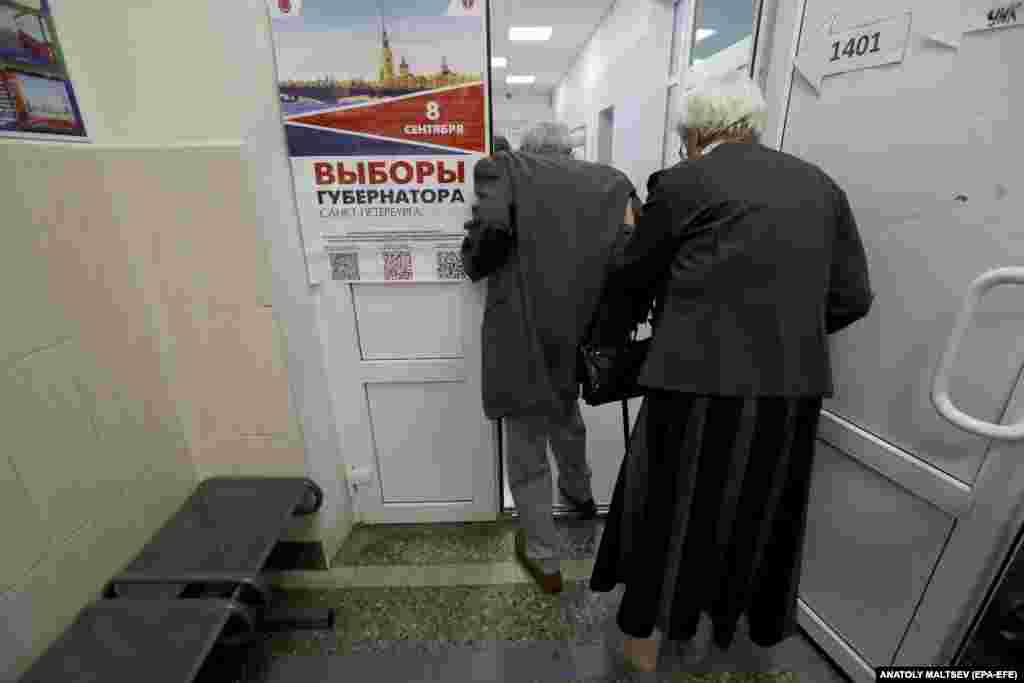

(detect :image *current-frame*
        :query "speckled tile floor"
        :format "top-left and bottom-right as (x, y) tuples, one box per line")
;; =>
(332, 518), (602, 567)
(259, 519), (850, 683)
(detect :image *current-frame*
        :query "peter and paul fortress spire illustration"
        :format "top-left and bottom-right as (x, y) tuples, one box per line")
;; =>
(378, 22), (395, 83)
(374, 18), (467, 88)
(275, 7), (489, 162)
(277, 16), (483, 106)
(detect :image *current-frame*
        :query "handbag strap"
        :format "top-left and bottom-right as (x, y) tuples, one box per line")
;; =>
(581, 198), (636, 346)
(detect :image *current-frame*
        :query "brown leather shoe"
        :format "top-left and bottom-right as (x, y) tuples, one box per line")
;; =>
(623, 634), (660, 672)
(514, 530), (563, 594)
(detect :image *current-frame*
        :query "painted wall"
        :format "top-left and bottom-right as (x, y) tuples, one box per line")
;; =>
(553, 0), (675, 195)
(1, 0), (354, 675)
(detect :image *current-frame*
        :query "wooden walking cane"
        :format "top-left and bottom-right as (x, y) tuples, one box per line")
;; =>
(618, 199), (638, 456)
(621, 398), (630, 455)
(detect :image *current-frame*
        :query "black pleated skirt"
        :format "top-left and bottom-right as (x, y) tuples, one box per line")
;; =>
(590, 389), (823, 650)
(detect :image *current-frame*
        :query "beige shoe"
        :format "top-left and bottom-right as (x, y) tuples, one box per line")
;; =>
(514, 530), (563, 594)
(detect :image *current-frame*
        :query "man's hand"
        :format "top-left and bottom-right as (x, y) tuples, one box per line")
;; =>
(624, 203), (636, 226)
(461, 217), (513, 281)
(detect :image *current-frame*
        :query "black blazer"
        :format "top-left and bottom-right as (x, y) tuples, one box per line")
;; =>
(606, 142), (873, 398)
(461, 152), (635, 418)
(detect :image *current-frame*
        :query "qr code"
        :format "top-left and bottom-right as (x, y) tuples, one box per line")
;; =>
(330, 252), (360, 281)
(436, 250), (466, 280)
(382, 250), (413, 281)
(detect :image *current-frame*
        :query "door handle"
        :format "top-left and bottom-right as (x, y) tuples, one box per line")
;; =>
(931, 267), (1024, 441)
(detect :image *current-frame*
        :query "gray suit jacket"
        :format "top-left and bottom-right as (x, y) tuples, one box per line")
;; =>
(605, 142), (873, 397)
(462, 152), (636, 418)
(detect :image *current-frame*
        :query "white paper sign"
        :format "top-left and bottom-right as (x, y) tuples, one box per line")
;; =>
(795, 12), (913, 95)
(967, 1), (1023, 33)
(926, 1), (1023, 49)
(266, 0), (302, 19)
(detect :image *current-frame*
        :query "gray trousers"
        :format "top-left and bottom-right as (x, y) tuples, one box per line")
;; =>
(506, 399), (592, 574)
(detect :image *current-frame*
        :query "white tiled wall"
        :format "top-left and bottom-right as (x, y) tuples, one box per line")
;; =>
(0, 139), (347, 678)
(0, 143), (198, 679)
(51, 0), (354, 553)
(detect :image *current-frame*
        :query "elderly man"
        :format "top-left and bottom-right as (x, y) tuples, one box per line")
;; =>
(492, 135), (511, 153)
(462, 122), (637, 593)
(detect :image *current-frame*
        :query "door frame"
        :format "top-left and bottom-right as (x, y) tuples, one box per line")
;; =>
(897, 379), (1024, 665)
(768, 0), (1024, 678)
(766, 3), (878, 679)
(661, 0), (768, 168)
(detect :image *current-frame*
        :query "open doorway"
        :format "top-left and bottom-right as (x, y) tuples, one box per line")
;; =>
(490, 0), (619, 514)
(492, 0), (766, 517)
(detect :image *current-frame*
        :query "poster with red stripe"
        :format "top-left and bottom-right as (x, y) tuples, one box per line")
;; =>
(267, 0), (490, 273)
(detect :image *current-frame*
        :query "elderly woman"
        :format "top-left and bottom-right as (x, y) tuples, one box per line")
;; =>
(588, 74), (873, 671)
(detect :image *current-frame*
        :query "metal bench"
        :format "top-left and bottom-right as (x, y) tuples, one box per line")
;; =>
(19, 599), (258, 683)
(105, 476), (333, 628)
(19, 477), (335, 683)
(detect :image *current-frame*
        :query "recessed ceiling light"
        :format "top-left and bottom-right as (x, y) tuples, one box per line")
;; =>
(509, 26), (552, 41)
(696, 28), (716, 41)
(506, 75), (536, 85)
(491, 56), (508, 68)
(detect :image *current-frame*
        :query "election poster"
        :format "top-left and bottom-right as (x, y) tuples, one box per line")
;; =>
(267, 0), (491, 282)
(0, 0), (87, 140)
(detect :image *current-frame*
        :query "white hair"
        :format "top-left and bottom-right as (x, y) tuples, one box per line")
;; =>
(675, 71), (767, 141)
(520, 121), (573, 156)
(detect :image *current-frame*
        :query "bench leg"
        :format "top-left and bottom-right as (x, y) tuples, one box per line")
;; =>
(260, 606), (336, 632)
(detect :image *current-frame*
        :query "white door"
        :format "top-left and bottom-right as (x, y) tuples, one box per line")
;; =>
(322, 277), (498, 524)
(775, 0), (1024, 679)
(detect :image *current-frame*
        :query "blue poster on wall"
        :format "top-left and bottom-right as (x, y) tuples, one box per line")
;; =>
(0, 0), (87, 140)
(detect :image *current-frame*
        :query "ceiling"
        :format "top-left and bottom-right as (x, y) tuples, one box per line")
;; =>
(488, 0), (617, 96)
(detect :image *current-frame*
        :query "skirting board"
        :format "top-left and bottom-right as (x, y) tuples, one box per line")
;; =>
(798, 598), (875, 683)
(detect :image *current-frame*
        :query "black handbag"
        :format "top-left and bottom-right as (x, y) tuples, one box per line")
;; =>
(577, 207), (654, 407)
(577, 331), (651, 407)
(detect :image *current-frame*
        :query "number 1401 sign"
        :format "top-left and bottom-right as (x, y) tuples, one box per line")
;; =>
(831, 32), (882, 62)
(796, 12), (912, 93)
(825, 13), (911, 76)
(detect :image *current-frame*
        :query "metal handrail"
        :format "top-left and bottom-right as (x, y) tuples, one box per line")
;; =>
(931, 267), (1024, 441)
